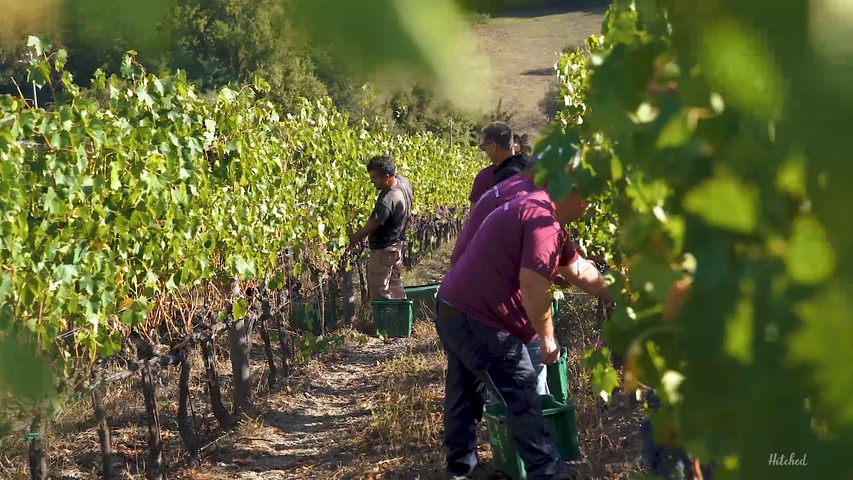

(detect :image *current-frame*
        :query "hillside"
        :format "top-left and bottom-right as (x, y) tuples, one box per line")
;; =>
(472, 6), (605, 139)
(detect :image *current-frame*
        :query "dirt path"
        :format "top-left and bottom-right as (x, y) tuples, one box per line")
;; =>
(184, 337), (424, 480)
(180, 249), (454, 480)
(472, 6), (606, 137)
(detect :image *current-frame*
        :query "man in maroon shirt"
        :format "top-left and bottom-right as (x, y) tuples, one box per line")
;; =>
(452, 155), (546, 399)
(468, 164), (496, 204)
(468, 126), (527, 204)
(451, 155), (540, 265)
(435, 186), (610, 479)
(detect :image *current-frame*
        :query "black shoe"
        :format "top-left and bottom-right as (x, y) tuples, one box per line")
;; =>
(445, 465), (491, 479)
(549, 461), (581, 480)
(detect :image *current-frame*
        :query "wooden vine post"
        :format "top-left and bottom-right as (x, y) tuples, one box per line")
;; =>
(315, 270), (326, 336)
(200, 337), (235, 429)
(258, 293), (278, 389)
(137, 341), (164, 480)
(177, 351), (199, 456)
(326, 276), (338, 332)
(276, 295), (292, 378)
(91, 370), (113, 479)
(227, 280), (253, 414)
(356, 260), (369, 304)
(27, 414), (47, 480)
(341, 260), (356, 327)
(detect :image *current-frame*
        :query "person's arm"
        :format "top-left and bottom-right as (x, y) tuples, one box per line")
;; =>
(449, 208), (480, 265)
(557, 256), (611, 302)
(449, 235), (466, 266)
(553, 274), (570, 289)
(519, 268), (561, 364)
(348, 218), (382, 245)
(350, 196), (391, 245)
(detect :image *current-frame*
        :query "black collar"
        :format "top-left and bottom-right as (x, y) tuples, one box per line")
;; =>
(495, 153), (525, 172)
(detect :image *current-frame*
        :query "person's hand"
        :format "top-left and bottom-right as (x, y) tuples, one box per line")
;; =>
(662, 277), (692, 322)
(553, 274), (570, 289)
(601, 298), (615, 319)
(346, 227), (360, 246)
(539, 335), (561, 364)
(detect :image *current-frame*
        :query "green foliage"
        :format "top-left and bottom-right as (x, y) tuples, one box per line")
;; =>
(288, 0), (489, 110)
(1, 0), (499, 143)
(0, 335), (54, 402)
(540, 0), (853, 478)
(295, 332), (347, 365)
(580, 347), (620, 403)
(0, 42), (480, 413)
(159, 0), (329, 114)
(387, 82), (497, 148)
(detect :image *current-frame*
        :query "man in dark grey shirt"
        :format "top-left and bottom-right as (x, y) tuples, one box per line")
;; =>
(348, 155), (413, 299)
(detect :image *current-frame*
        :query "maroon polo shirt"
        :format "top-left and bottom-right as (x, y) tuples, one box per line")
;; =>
(451, 173), (537, 264)
(469, 165), (496, 203)
(439, 190), (579, 343)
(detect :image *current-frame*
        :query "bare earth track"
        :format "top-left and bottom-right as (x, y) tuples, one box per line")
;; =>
(472, 6), (606, 137)
(184, 338), (426, 480)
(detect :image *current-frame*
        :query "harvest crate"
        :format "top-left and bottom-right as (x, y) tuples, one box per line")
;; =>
(546, 347), (570, 404)
(485, 395), (581, 479)
(292, 302), (338, 336)
(403, 283), (440, 320)
(371, 299), (414, 337)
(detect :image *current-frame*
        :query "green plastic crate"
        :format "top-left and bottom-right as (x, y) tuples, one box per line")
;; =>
(404, 283), (440, 320)
(292, 302), (338, 336)
(551, 298), (559, 317)
(546, 348), (570, 404)
(372, 299), (414, 337)
(485, 395), (581, 480)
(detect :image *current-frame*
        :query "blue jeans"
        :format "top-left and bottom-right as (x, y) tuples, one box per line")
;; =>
(526, 339), (551, 396)
(434, 301), (565, 479)
(486, 340), (549, 404)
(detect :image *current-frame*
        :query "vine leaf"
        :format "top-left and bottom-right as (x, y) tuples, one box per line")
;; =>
(581, 347), (620, 403)
(786, 215), (836, 285)
(684, 176), (757, 233)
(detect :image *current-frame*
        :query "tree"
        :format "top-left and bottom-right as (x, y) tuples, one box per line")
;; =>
(159, 0), (327, 113)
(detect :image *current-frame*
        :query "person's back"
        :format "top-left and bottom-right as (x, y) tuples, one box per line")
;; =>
(451, 172), (537, 264)
(369, 174), (413, 250)
(440, 189), (575, 343)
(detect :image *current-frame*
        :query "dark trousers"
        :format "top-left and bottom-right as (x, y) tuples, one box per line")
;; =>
(434, 301), (564, 479)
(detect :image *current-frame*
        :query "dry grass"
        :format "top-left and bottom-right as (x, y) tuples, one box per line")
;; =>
(342, 321), (448, 479)
(555, 292), (645, 480)
(361, 321), (444, 450)
(402, 241), (455, 287)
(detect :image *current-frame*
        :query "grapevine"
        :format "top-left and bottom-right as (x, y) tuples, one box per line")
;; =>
(0, 41), (481, 415)
(538, 1), (853, 478)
